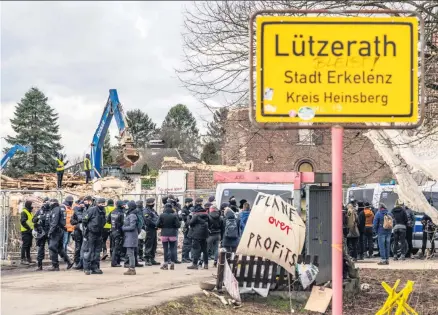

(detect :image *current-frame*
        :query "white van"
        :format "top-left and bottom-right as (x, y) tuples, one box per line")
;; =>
(346, 183), (397, 209)
(215, 183), (294, 209)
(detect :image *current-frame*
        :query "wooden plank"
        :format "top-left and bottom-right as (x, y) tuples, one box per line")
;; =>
(238, 256), (247, 287)
(254, 257), (263, 288)
(305, 255), (311, 264)
(246, 256), (255, 284)
(313, 255), (319, 267)
(261, 259), (271, 289)
(277, 266), (286, 289)
(270, 262), (278, 286)
(216, 251), (226, 292)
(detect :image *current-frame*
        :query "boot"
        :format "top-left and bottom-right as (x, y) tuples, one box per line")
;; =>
(101, 249), (108, 261)
(111, 263), (122, 267)
(181, 258), (191, 263)
(73, 263), (83, 270)
(170, 263), (175, 270)
(204, 264), (208, 270)
(91, 269), (103, 274)
(161, 264), (168, 270)
(21, 259), (30, 266)
(124, 268), (136, 275)
(174, 260), (181, 264)
(213, 261), (218, 268)
(35, 263), (43, 271)
(84, 269), (91, 275)
(67, 262), (74, 270)
(150, 259), (160, 266)
(187, 264), (198, 270)
(358, 255), (364, 261)
(135, 263), (144, 267)
(144, 259), (152, 266)
(48, 266), (60, 271)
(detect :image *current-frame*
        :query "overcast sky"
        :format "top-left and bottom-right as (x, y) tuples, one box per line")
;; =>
(1, 1), (215, 160)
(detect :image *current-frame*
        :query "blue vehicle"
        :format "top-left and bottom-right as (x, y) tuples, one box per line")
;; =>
(0, 144), (32, 171)
(89, 89), (139, 178)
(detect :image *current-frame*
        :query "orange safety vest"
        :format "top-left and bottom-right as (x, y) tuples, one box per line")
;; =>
(65, 206), (75, 232)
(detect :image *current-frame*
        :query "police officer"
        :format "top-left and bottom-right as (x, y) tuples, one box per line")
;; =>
(48, 199), (73, 271)
(102, 199), (115, 261)
(70, 200), (85, 269)
(181, 198), (194, 263)
(78, 196), (93, 269)
(82, 198), (106, 275)
(32, 197), (51, 271)
(135, 200), (145, 261)
(143, 198), (160, 266)
(108, 200), (125, 267)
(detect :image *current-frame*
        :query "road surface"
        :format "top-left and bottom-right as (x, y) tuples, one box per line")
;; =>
(1, 260), (213, 315)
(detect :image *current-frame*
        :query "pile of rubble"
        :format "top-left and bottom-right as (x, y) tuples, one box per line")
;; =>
(1, 173), (85, 190)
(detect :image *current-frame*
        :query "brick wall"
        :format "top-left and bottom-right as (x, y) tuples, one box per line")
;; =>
(222, 108), (393, 185)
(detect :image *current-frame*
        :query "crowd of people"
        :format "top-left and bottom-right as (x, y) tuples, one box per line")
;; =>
(19, 193), (252, 276)
(343, 199), (436, 265)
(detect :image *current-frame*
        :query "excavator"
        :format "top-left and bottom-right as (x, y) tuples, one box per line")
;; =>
(89, 89), (139, 178)
(1, 144), (32, 171)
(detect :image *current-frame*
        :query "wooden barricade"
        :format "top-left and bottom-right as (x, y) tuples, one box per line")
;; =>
(216, 251), (319, 292)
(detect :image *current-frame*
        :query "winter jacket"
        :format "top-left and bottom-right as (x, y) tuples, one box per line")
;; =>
(157, 205), (181, 237)
(181, 205), (193, 233)
(108, 206), (124, 234)
(347, 208), (360, 238)
(82, 206), (106, 236)
(239, 210), (251, 233)
(222, 210), (240, 248)
(405, 207), (415, 228)
(143, 206), (158, 231)
(33, 205), (51, 233)
(390, 206), (408, 230)
(122, 206), (139, 248)
(70, 205), (85, 229)
(208, 210), (224, 237)
(373, 208), (392, 235)
(356, 208), (366, 233)
(189, 205), (210, 240)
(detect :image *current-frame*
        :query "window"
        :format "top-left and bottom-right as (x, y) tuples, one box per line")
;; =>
(298, 129), (315, 145)
(298, 161), (314, 172)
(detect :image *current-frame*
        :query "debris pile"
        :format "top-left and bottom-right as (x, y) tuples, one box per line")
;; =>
(1, 173), (85, 190)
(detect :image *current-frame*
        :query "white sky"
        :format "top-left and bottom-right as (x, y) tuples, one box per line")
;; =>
(0, 1), (217, 160)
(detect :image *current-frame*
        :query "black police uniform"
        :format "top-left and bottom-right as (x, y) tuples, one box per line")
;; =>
(135, 201), (145, 260)
(143, 198), (159, 265)
(70, 203), (85, 268)
(32, 202), (51, 269)
(181, 198), (194, 262)
(109, 201), (125, 267)
(48, 200), (73, 270)
(82, 199), (106, 274)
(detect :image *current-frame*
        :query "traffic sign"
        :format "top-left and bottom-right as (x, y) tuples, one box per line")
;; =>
(255, 16), (418, 124)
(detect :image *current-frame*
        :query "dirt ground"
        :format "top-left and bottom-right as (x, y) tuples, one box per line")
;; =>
(129, 268), (438, 315)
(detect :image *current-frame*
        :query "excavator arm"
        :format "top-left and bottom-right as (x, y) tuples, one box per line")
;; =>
(90, 89), (139, 178)
(1, 144), (32, 170)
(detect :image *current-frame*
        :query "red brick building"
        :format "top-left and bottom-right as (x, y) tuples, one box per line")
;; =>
(222, 108), (393, 185)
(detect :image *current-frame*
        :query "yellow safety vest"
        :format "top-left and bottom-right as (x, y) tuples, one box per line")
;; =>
(56, 159), (64, 171)
(20, 209), (34, 232)
(104, 206), (115, 229)
(84, 158), (91, 171)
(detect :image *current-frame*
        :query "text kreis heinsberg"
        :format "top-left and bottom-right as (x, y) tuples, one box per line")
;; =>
(274, 34), (397, 57)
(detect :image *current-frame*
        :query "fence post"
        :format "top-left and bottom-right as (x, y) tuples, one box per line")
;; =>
(216, 249), (226, 292)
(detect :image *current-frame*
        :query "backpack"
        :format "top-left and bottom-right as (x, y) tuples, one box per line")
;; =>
(383, 214), (393, 230)
(346, 210), (356, 229)
(224, 219), (238, 239)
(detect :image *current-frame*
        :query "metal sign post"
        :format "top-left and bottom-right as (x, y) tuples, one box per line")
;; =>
(249, 10), (424, 315)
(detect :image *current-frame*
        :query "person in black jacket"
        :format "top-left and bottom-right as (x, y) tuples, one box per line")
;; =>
(391, 200), (409, 260)
(207, 205), (224, 268)
(20, 200), (35, 265)
(82, 198), (106, 275)
(48, 199), (73, 271)
(420, 213), (435, 258)
(356, 201), (365, 260)
(181, 198), (194, 263)
(157, 203), (181, 270)
(33, 198), (51, 270)
(108, 200), (125, 267)
(187, 198), (210, 270)
(143, 198), (159, 266)
(70, 200), (85, 269)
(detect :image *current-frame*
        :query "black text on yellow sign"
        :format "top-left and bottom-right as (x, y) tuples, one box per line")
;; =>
(255, 17), (418, 124)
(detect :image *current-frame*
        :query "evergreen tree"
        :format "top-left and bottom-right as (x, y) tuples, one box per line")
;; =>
(201, 141), (220, 165)
(160, 104), (200, 155)
(4, 87), (63, 176)
(103, 131), (113, 165)
(204, 107), (228, 162)
(126, 109), (157, 148)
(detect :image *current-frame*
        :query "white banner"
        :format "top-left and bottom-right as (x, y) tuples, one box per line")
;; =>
(224, 259), (241, 302)
(236, 193), (306, 275)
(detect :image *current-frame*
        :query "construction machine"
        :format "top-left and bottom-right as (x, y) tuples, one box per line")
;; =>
(89, 89), (139, 178)
(1, 144), (32, 171)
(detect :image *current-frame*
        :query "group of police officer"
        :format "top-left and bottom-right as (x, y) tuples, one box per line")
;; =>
(23, 194), (184, 274)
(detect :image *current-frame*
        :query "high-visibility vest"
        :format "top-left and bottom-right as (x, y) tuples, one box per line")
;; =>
(104, 206), (115, 229)
(84, 158), (91, 171)
(65, 206), (75, 232)
(56, 159), (64, 171)
(20, 209), (34, 232)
